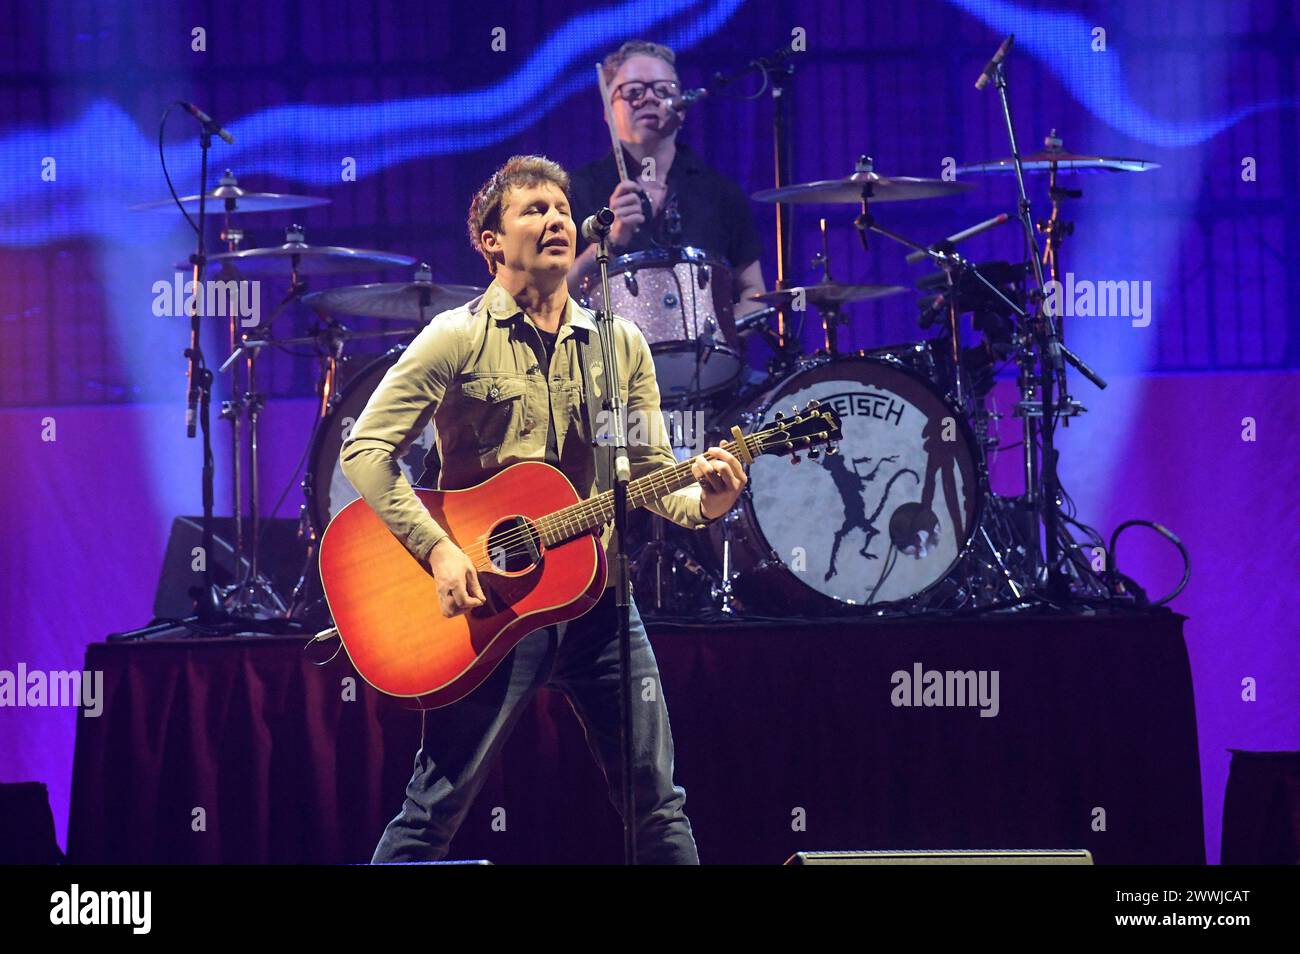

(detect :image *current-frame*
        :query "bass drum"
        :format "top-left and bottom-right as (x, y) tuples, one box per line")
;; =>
(708, 356), (982, 612)
(305, 345), (439, 536)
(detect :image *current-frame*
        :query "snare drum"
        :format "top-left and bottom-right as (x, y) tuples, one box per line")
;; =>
(578, 246), (742, 402)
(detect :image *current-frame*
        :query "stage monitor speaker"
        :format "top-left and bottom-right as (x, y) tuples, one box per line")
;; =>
(785, 849), (1093, 865)
(152, 516), (305, 620)
(0, 782), (64, 864)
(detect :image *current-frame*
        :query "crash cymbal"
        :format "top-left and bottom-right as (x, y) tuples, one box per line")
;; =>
(957, 151), (1158, 175)
(132, 170), (330, 214)
(196, 242), (416, 276)
(133, 189), (332, 214)
(958, 133), (1159, 176)
(753, 172), (972, 204)
(302, 280), (485, 322)
(751, 282), (907, 307)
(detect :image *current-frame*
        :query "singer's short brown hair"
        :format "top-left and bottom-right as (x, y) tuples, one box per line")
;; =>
(600, 40), (677, 90)
(467, 155), (571, 275)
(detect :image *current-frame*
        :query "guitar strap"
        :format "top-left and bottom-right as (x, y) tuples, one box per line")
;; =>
(574, 305), (613, 496)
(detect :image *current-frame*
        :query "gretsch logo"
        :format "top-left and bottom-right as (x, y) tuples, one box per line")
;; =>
(815, 391), (905, 427)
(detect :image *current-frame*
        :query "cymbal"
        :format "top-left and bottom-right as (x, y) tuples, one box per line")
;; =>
(751, 282), (907, 307)
(956, 151), (1159, 175)
(753, 172), (971, 204)
(132, 187), (331, 214)
(196, 243), (417, 276)
(301, 281), (485, 322)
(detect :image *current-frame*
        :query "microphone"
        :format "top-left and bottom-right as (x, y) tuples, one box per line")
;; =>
(974, 34), (1015, 90)
(179, 100), (235, 144)
(664, 88), (708, 112)
(581, 207), (616, 244)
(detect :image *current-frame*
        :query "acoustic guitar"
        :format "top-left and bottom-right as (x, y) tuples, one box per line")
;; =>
(319, 403), (842, 708)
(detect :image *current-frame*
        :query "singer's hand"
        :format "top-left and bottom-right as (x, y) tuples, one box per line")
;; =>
(426, 537), (486, 618)
(608, 180), (647, 249)
(693, 446), (747, 520)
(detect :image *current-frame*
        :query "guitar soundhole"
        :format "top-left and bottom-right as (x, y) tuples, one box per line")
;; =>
(485, 516), (543, 573)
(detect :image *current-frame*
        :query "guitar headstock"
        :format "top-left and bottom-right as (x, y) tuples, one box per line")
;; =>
(745, 401), (843, 464)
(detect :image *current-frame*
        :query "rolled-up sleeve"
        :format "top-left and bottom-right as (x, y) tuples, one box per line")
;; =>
(339, 317), (467, 561)
(622, 321), (714, 530)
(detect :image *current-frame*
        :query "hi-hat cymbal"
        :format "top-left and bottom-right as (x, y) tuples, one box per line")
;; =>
(302, 281), (485, 322)
(753, 172), (972, 204)
(751, 282), (907, 307)
(194, 243), (416, 276)
(132, 187), (331, 214)
(957, 150), (1159, 175)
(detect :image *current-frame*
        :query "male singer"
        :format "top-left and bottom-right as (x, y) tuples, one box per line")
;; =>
(341, 154), (747, 863)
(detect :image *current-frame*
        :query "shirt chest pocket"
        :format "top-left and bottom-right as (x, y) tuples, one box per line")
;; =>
(457, 373), (527, 452)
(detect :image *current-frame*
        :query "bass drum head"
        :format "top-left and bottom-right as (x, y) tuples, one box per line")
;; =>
(306, 345), (439, 535)
(722, 357), (981, 610)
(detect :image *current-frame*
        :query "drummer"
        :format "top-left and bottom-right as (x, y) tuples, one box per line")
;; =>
(566, 40), (767, 320)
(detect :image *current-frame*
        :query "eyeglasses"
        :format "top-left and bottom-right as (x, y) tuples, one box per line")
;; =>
(611, 80), (680, 104)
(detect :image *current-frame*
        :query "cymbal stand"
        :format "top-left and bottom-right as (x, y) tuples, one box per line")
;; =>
(219, 224), (314, 617)
(1038, 131), (1082, 424)
(212, 170), (253, 609)
(989, 63), (1108, 600)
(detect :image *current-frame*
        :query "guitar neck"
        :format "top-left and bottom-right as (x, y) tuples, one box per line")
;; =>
(535, 437), (747, 546)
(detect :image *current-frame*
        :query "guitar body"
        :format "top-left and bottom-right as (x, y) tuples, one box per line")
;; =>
(319, 461), (607, 709)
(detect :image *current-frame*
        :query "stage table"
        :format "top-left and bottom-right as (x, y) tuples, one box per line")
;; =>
(68, 611), (1203, 865)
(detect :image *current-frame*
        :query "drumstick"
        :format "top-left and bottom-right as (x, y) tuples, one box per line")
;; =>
(596, 63), (631, 183)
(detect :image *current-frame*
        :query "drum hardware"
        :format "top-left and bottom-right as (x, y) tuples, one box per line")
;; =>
(298, 264), (483, 324)
(207, 225), (416, 619)
(130, 168), (334, 215)
(202, 226), (417, 276)
(751, 158), (975, 205)
(969, 48), (1112, 601)
(115, 117), (321, 638)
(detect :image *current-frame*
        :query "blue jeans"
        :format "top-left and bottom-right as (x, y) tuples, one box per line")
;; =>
(371, 590), (699, 864)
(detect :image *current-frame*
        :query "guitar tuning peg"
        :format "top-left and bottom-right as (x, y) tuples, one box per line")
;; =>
(808, 448), (821, 460)
(790, 454), (801, 465)
(807, 399), (821, 409)
(827, 442), (840, 456)
(774, 411), (784, 421)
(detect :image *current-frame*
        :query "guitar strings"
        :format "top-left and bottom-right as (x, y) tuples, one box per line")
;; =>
(455, 417), (819, 572)
(455, 431), (772, 571)
(458, 441), (738, 571)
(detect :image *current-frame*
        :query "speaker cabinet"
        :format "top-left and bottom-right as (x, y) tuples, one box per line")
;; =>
(785, 849), (1094, 865)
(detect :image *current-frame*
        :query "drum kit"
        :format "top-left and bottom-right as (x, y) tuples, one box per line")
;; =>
(625, 136), (1161, 620)
(135, 124), (1156, 625)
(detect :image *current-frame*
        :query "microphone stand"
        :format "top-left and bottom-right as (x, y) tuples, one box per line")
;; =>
(989, 60), (1105, 602)
(185, 126), (222, 622)
(110, 111), (306, 642)
(591, 221), (637, 865)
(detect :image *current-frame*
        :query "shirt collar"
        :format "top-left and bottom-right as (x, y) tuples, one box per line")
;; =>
(474, 279), (596, 337)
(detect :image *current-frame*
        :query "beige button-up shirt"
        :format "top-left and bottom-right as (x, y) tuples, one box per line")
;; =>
(339, 279), (712, 569)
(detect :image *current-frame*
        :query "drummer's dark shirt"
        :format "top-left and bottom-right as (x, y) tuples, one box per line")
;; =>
(568, 141), (764, 270)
